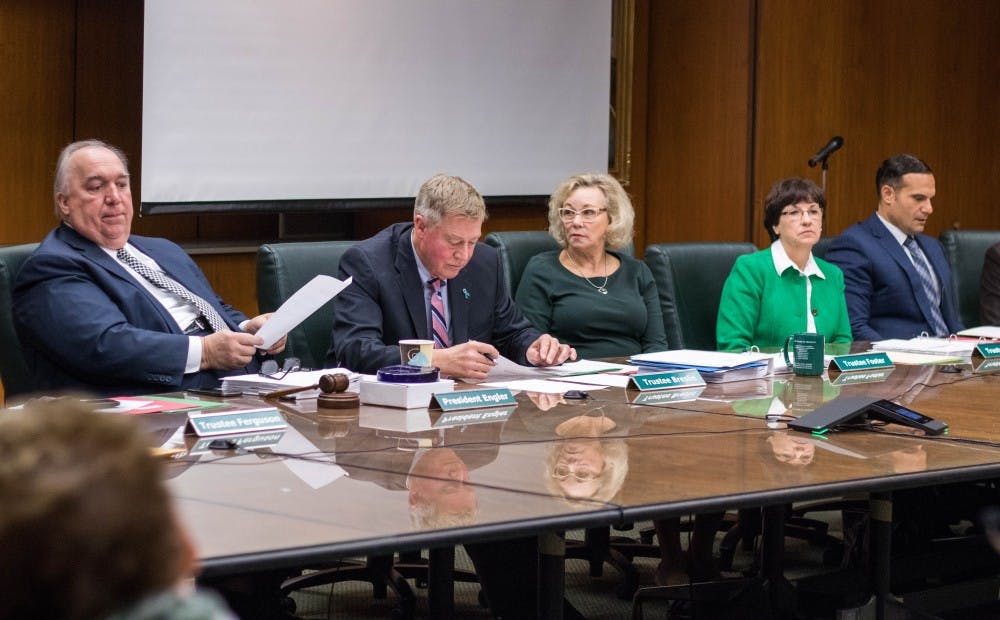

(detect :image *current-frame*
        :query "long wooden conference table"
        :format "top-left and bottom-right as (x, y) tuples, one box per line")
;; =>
(164, 359), (1000, 618)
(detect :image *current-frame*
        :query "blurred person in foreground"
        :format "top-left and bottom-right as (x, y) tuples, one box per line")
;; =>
(717, 177), (851, 352)
(516, 173), (667, 358)
(0, 399), (234, 619)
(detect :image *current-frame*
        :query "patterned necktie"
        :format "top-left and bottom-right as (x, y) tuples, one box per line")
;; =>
(903, 237), (948, 336)
(117, 248), (230, 333)
(428, 278), (450, 349)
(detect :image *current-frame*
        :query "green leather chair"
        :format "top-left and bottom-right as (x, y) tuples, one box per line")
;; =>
(0, 243), (39, 404)
(256, 240), (357, 370)
(484, 230), (635, 296)
(939, 229), (1000, 327)
(483, 231), (560, 295)
(644, 242), (758, 350)
(812, 236), (834, 261)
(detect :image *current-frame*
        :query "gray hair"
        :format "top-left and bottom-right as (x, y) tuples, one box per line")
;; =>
(413, 173), (487, 226)
(53, 139), (129, 218)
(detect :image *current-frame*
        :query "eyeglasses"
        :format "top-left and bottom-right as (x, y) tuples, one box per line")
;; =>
(780, 207), (823, 220)
(551, 463), (602, 483)
(558, 207), (608, 222)
(259, 357), (301, 380)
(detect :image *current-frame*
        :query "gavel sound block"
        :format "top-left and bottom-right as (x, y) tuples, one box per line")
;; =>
(262, 373), (359, 409)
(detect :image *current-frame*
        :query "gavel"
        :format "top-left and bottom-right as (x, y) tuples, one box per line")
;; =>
(262, 373), (351, 400)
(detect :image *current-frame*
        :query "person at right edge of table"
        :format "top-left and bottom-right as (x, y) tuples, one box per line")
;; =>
(980, 241), (1000, 326)
(717, 177), (852, 352)
(825, 154), (963, 341)
(329, 173), (577, 619)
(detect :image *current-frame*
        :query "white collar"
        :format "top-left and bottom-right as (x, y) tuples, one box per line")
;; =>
(770, 240), (824, 279)
(876, 212), (910, 246)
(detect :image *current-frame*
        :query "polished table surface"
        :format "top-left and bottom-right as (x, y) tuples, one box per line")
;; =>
(163, 362), (1000, 578)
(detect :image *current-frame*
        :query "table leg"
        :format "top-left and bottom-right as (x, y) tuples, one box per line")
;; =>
(870, 491), (892, 620)
(538, 531), (566, 619)
(428, 546), (455, 620)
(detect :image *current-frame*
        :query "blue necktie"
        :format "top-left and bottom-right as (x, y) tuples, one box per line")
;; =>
(428, 278), (450, 348)
(903, 237), (948, 336)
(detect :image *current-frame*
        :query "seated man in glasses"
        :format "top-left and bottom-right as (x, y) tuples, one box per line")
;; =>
(329, 173), (575, 378)
(14, 140), (286, 397)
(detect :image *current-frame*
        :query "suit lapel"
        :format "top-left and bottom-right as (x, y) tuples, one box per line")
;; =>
(448, 273), (470, 344)
(866, 216), (938, 329)
(395, 230), (431, 340)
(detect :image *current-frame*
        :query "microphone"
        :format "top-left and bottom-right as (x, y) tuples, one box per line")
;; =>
(808, 136), (844, 167)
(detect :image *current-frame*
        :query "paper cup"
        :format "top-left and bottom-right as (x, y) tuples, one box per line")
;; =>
(399, 339), (434, 367)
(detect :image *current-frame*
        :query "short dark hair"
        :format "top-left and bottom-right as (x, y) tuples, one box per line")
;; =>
(875, 154), (933, 197)
(762, 177), (826, 242)
(0, 399), (185, 619)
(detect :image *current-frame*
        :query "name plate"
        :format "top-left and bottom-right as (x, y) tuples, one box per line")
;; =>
(628, 369), (705, 391)
(974, 342), (1000, 359)
(630, 386), (705, 405)
(189, 430), (286, 454)
(828, 352), (894, 374)
(185, 407), (287, 437)
(430, 388), (516, 411)
(972, 356), (1000, 373)
(830, 367), (895, 386)
(432, 406), (517, 428)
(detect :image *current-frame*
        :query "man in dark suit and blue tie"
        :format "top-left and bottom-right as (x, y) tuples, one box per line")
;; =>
(14, 140), (285, 396)
(826, 154), (963, 341)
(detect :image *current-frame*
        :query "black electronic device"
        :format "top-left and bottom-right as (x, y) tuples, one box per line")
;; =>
(788, 396), (879, 433)
(865, 399), (948, 435)
(187, 386), (243, 397)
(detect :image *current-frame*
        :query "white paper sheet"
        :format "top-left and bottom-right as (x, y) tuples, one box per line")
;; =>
(556, 373), (633, 388)
(536, 360), (635, 376)
(481, 379), (609, 394)
(255, 275), (353, 349)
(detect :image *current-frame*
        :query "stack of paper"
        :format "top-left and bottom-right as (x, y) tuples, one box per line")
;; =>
(957, 326), (1000, 340)
(629, 350), (774, 383)
(871, 337), (976, 356)
(222, 368), (359, 399)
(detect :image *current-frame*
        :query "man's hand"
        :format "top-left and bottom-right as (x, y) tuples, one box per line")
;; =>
(432, 340), (499, 380)
(201, 331), (264, 370)
(242, 312), (287, 355)
(526, 334), (576, 367)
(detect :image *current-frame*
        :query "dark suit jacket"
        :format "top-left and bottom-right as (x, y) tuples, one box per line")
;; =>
(826, 214), (962, 341)
(981, 242), (1000, 325)
(328, 222), (540, 373)
(13, 224), (256, 396)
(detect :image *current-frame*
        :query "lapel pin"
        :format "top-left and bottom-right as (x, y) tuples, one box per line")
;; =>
(462, 288), (471, 299)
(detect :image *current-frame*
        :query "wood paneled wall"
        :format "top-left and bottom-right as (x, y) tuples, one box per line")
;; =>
(636, 0), (1000, 249)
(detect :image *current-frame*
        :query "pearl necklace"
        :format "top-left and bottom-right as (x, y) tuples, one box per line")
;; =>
(565, 250), (609, 295)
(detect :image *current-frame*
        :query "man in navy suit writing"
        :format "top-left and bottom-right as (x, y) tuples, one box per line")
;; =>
(14, 140), (285, 396)
(826, 154), (962, 341)
(330, 173), (575, 377)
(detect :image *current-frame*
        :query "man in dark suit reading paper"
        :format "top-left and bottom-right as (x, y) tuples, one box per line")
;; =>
(14, 140), (285, 396)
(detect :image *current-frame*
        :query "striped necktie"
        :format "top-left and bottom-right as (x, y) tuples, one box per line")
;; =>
(428, 278), (450, 348)
(903, 237), (948, 336)
(117, 248), (230, 333)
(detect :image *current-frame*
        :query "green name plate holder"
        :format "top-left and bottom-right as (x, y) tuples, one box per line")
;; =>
(432, 406), (517, 428)
(972, 343), (1000, 373)
(185, 407), (287, 437)
(628, 369), (705, 391)
(430, 388), (517, 411)
(631, 385), (706, 405)
(828, 352), (894, 375)
(973, 342), (1000, 359)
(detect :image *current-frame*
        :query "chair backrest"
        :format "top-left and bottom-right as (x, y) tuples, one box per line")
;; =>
(256, 240), (357, 370)
(484, 231), (636, 296)
(939, 229), (1000, 327)
(812, 236), (834, 261)
(0, 243), (40, 402)
(644, 242), (758, 350)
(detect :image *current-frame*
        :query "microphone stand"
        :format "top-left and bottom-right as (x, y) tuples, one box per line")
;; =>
(820, 157), (829, 192)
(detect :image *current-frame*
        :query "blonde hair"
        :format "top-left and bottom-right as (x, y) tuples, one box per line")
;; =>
(547, 173), (634, 250)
